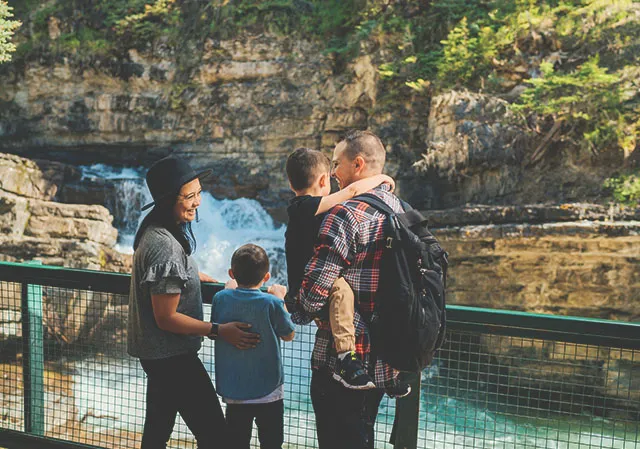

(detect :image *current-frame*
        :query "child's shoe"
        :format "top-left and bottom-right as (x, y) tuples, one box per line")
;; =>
(333, 351), (376, 390)
(386, 382), (412, 398)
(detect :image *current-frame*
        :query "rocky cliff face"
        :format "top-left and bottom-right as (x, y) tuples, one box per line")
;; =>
(1, 35), (629, 215)
(0, 153), (130, 272)
(411, 91), (627, 210)
(437, 216), (640, 321)
(426, 204), (640, 321)
(0, 36), (425, 220)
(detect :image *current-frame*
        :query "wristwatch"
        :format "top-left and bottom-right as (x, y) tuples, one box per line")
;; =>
(208, 322), (219, 339)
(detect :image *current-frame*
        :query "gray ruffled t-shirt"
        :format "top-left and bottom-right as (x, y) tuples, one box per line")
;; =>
(127, 225), (203, 360)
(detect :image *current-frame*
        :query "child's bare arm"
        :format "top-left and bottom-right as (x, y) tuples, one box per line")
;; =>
(267, 284), (287, 300)
(316, 174), (395, 215)
(281, 330), (295, 341)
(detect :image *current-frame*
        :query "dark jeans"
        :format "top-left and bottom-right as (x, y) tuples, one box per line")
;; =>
(310, 369), (384, 449)
(139, 352), (227, 449)
(225, 399), (284, 449)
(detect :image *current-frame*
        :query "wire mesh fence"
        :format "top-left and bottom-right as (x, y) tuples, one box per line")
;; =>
(421, 332), (638, 448)
(1, 264), (638, 449)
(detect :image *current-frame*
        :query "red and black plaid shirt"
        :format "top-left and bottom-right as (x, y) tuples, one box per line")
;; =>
(293, 185), (401, 387)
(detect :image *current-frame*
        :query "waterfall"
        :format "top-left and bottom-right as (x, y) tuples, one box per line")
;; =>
(193, 196), (286, 284)
(79, 164), (152, 253)
(79, 165), (287, 284)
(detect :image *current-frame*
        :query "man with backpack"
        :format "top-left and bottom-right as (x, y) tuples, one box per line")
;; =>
(294, 130), (447, 449)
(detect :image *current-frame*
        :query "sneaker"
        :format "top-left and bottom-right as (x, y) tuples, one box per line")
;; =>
(386, 382), (412, 398)
(333, 352), (376, 390)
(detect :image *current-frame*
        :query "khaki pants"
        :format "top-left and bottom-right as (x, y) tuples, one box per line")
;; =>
(329, 277), (356, 354)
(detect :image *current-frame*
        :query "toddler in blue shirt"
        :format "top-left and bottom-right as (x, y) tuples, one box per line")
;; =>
(211, 243), (295, 449)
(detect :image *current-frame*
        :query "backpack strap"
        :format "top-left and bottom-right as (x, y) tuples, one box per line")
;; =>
(356, 193), (397, 216)
(400, 209), (428, 229)
(358, 193), (429, 232)
(399, 199), (413, 212)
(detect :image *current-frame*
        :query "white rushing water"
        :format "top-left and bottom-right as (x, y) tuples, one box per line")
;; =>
(80, 164), (287, 284)
(71, 165), (637, 449)
(193, 195), (287, 284)
(80, 164), (152, 244)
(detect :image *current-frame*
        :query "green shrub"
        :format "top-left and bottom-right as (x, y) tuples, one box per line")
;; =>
(115, 0), (181, 46)
(512, 56), (633, 157)
(207, 0), (366, 54)
(604, 173), (640, 206)
(31, 3), (58, 33)
(437, 17), (483, 86)
(95, 0), (151, 28)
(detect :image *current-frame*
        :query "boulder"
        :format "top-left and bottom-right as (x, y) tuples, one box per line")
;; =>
(0, 153), (79, 201)
(0, 152), (129, 272)
(25, 203), (118, 246)
(0, 237), (131, 272)
(414, 91), (528, 207)
(413, 90), (626, 209)
(0, 194), (29, 237)
(0, 189), (118, 247)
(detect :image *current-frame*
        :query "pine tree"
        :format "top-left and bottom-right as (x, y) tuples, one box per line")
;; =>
(0, 0), (20, 63)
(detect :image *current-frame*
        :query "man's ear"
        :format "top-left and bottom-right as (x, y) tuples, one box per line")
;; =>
(228, 269), (235, 279)
(263, 272), (271, 283)
(354, 155), (366, 174)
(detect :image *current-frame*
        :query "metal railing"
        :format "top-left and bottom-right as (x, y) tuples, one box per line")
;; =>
(0, 261), (638, 449)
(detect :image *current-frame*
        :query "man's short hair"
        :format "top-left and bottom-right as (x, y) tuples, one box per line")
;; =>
(286, 147), (331, 191)
(339, 130), (386, 173)
(231, 244), (270, 286)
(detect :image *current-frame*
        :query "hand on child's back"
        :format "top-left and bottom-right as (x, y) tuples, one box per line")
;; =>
(267, 284), (287, 299)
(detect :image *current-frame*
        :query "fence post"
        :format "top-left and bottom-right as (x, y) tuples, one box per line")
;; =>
(21, 260), (45, 435)
(393, 371), (421, 449)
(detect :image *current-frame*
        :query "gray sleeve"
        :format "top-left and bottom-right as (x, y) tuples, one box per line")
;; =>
(140, 230), (190, 295)
(150, 278), (184, 295)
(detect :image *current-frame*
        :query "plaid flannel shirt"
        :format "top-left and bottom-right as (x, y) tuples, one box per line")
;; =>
(293, 185), (401, 388)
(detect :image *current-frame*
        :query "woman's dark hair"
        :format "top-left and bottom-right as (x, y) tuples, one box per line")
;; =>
(133, 193), (197, 255)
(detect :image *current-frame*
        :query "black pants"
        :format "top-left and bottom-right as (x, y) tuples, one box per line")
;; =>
(139, 352), (227, 449)
(225, 400), (284, 449)
(310, 369), (384, 449)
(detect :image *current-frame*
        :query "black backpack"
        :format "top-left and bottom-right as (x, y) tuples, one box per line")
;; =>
(358, 194), (448, 372)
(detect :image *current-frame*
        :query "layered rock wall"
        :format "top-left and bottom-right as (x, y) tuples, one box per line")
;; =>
(0, 153), (130, 272)
(429, 204), (640, 418)
(1, 42), (628, 216)
(414, 91), (622, 209)
(0, 37), (414, 219)
(438, 221), (639, 320)
(426, 204), (640, 321)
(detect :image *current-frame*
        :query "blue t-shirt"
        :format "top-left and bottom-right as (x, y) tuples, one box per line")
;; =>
(210, 288), (295, 400)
